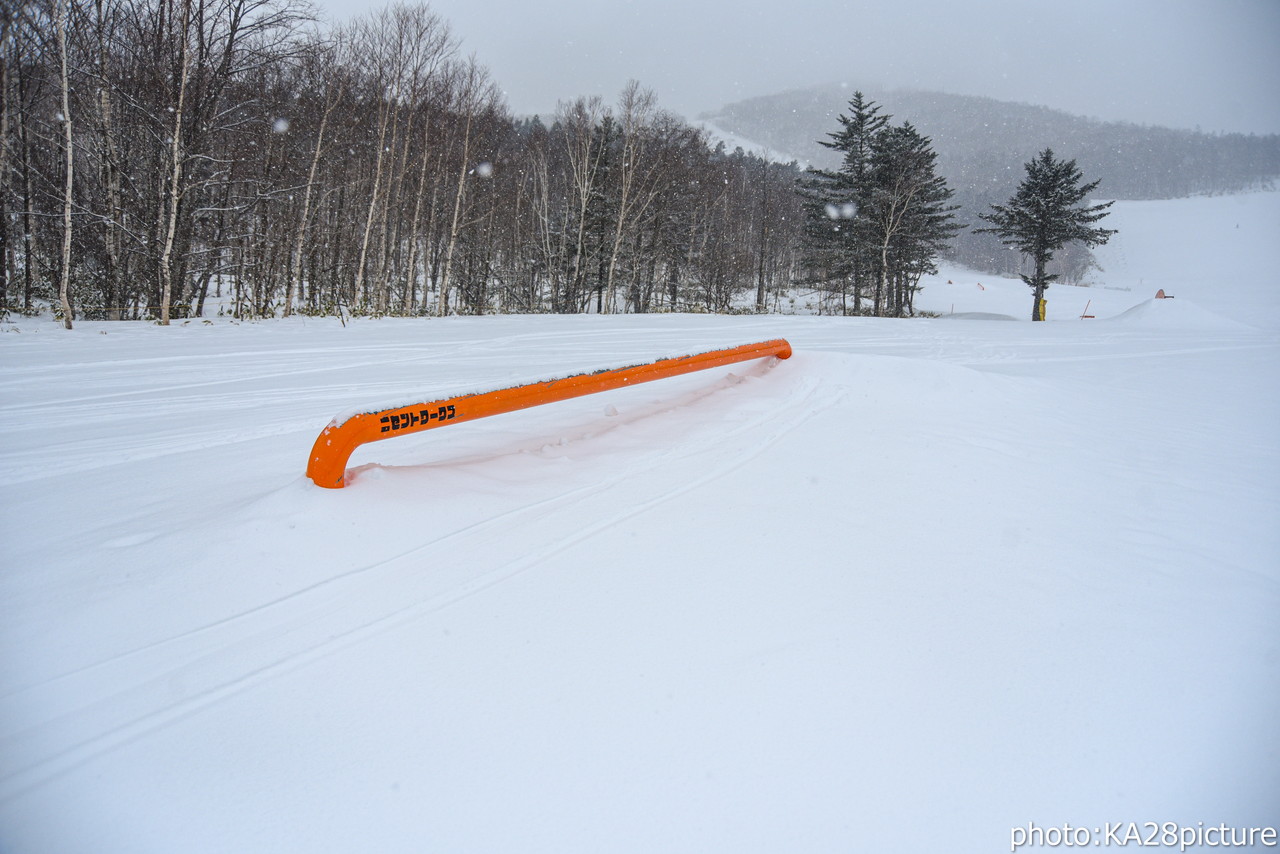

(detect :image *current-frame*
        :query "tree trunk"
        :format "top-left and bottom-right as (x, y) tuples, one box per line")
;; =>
(400, 112), (434, 315)
(756, 162), (769, 312)
(1031, 255), (1048, 321)
(877, 241), (889, 318)
(438, 109), (472, 317)
(285, 82), (340, 317)
(353, 94), (394, 310)
(372, 96), (408, 313)
(158, 0), (192, 326)
(93, 0), (124, 320)
(15, 52), (36, 312)
(55, 0), (75, 329)
(0, 33), (12, 312)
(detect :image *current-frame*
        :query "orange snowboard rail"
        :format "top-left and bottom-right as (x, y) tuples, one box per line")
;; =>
(306, 338), (792, 488)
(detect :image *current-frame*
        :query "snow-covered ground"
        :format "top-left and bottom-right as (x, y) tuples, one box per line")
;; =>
(2, 191), (1277, 853)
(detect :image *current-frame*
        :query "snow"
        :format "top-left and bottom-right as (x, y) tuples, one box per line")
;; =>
(2, 191), (1278, 853)
(926, 190), (1280, 328)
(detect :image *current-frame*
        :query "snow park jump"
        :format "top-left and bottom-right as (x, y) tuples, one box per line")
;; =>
(306, 338), (793, 488)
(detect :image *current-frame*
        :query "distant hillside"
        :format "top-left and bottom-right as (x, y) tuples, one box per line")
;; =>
(704, 84), (1280, 274)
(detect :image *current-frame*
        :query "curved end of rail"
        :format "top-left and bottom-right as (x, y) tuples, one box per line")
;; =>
(306, 424), (359, 489)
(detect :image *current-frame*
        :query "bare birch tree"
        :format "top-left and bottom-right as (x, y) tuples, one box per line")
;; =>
(436, 56), (495, 315)
(283, 41), (344, 317)
(0, 18), (12, 313)
(157, 0), (191, 326)
(602, 81), (661, 313)
(54, 0), (74, 328)
(557, 95), (607, 312)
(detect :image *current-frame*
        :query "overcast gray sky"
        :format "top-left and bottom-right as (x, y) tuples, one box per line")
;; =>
(317, 0), (1280, 134)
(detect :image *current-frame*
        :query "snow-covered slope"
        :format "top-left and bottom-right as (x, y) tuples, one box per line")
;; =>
(919, 190), (1280, 327)
(2, 193), (1277, 853)
(696, 118), (810, 166)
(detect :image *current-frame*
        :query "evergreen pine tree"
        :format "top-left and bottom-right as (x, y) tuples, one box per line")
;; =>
(820, 91), (889, 186)
(800, 95), (959, 316)
(797, 92), (887, 313)
(865, 122), (962, 316)
(977, 149), (1116, 321)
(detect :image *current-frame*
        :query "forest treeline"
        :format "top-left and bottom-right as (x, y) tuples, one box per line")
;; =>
(2, 0), (808, 321)
(11, 1), (1269, 324)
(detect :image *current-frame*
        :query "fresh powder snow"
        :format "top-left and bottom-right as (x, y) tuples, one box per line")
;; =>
(1, 191), (1277, 853)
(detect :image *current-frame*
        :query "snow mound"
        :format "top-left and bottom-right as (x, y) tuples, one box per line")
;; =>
(1111, 296), (1255, 331)
(937, 311), (1019, 321)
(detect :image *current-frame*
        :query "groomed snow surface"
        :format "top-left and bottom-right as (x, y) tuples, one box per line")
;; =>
(2, 192), (1278, 853)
